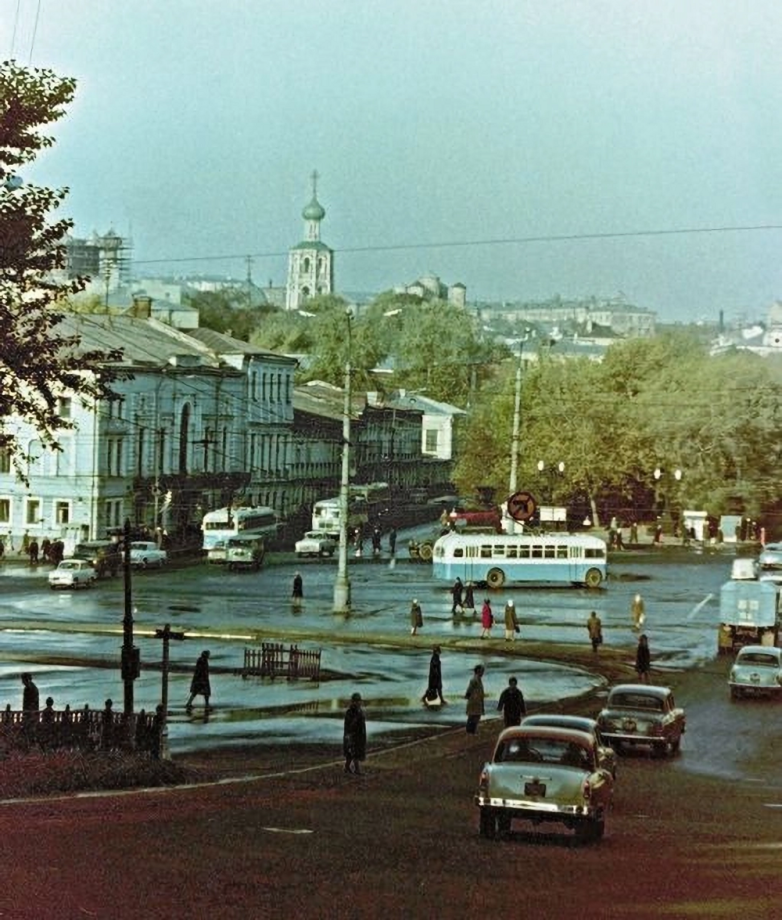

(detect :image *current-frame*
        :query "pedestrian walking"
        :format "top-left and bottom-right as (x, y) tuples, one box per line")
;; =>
(389, 526), (397, 556)
(421, 645), (446, 705)
(451, 577), (464, 615)
(497, 676), (526, 727)
(586, 611), (603, 652)
(503, 599), (519, 641)
(185, 650), (212, 712)
(28, 538), (39, 565)
(480, 598), (494, 638)
(343, 692), (366, 774)
(291, 571), (303, 610)
(463, 581), (475, 614)
(631, 592), (646, 631)
(464, 664), (486, 734)
(409, 598), (423, 636)
(635, 634), (651, 684)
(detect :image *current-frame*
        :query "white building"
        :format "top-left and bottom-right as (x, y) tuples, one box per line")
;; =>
(0, 314), (297, 549)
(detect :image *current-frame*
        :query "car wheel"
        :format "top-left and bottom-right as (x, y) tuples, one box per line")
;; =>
(478, 807), (497, 840)
(418, 543), (433, 562)
(652, 741), (670, 759)
(584, 567), (603, 588)
(486, 567), (505, 589)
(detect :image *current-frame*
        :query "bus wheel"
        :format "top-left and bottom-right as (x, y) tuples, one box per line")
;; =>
(418, 543), (434, 562)
(584, 568), (603, 588)
(487, 568), (505, 589)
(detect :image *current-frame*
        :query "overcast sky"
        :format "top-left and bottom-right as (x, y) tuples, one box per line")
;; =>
(4, 0), (782, 323)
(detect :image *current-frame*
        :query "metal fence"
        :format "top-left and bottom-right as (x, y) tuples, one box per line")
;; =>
(241, 643), (321, 681)
(0, 706), (161, 755)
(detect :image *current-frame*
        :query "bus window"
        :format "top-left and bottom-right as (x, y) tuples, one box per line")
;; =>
(506, 545), (517, 559)
(454, 547), (464, 558)
(480, 545), (492, 559)
(556, 545), (568, 559)
(543, 545), (556, 558)
(531, 545), (543, 558)
(493, 545), (505, 557)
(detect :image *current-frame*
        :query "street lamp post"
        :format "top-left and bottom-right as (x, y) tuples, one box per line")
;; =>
(653, 466), (683, 534)
(537, 460), (566, 503)
(333, 313), (352, 614)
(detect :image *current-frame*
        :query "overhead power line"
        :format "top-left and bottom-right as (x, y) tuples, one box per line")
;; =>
(131, 222), (782, 269)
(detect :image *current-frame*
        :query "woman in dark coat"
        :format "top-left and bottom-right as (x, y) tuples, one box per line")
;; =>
(422, 645), (445, 705)
(343, 692), (367, 774)
(635, 634), (651, 684)
(186, 650), (212, 712)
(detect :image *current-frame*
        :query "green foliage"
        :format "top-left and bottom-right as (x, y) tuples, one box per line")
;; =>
(453, 331), (782, 525)
(185, 289), (274, 341)
(1, 61), (121, 474)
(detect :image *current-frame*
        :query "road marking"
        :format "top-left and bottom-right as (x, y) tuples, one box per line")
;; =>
(687, 594), (713, 621)
(261, 827), (314, 834)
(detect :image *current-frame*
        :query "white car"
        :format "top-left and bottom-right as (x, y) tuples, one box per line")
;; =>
(48, 559), (97, 589)
(729, 644), (782, 699)
(295, 531), (337, 558)
(129, 541), (167, 568)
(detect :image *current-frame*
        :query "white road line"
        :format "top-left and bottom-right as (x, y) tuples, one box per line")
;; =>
(688, 593), (713, 621)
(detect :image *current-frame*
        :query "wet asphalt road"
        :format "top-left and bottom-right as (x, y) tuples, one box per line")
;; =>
(0, 527), (749, 760)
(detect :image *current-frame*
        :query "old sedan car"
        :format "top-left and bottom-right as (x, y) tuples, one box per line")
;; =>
(295, 531), (337, 558)
(729, 644), (782, 699)
(475, 725), (613, 843)
(48, 558), (97, 589)
(129, 541), (167, 568)
(521, 713), (617, 778)
(596, 684), (686, 758)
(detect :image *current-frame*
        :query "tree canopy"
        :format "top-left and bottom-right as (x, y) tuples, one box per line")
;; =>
(453, 333), (782, 526)
(1, 60), (121, 474)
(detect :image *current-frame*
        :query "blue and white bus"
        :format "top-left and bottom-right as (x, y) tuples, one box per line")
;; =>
(431, 531), (608, 588)
(201, 505), (280, 551)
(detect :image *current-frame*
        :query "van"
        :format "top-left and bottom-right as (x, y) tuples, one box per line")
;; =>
(225, 535), (265, 571)
(73, 540), (122, 577)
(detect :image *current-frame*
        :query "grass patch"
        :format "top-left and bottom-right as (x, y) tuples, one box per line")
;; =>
(0, 750), (205, 799)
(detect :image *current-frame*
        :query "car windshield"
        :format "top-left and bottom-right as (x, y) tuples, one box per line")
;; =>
(59, 561), (78, 569)
(738, 653), (779, 667)
(496, 737), (594, 769)
(610, 693), (664, 711)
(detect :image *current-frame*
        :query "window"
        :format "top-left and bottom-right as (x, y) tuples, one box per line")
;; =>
(55, 501), (70, 524)
(0, 447), (10, 474)
(531, 544), (544, 558)
(57, 396), (72, 420)
(0, 497), (10, 523)
(556, 545), (568, 559)
(25, 498), (41, 525)
(424, 429), (438, 453)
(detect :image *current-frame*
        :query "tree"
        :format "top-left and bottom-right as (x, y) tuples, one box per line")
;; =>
(1, 60), (121, 475)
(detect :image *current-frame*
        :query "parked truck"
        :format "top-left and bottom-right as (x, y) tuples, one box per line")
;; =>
(718, 578), (780, 655)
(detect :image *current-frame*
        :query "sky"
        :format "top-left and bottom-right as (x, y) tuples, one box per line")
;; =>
(4, 0), (782, 324)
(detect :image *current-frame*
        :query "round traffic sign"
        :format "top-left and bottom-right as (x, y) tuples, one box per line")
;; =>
(507, 490), (537, 522)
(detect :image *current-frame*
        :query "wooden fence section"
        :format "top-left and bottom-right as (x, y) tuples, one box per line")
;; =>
(0, 707), (161, 756)
(241, 643), (321, 681)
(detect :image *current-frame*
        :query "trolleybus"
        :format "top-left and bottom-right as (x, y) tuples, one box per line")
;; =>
(431, 531), (607, 588)
(201, 505), (280, 551)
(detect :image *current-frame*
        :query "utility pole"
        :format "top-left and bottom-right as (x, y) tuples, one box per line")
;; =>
(120, 518), (140, 732)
